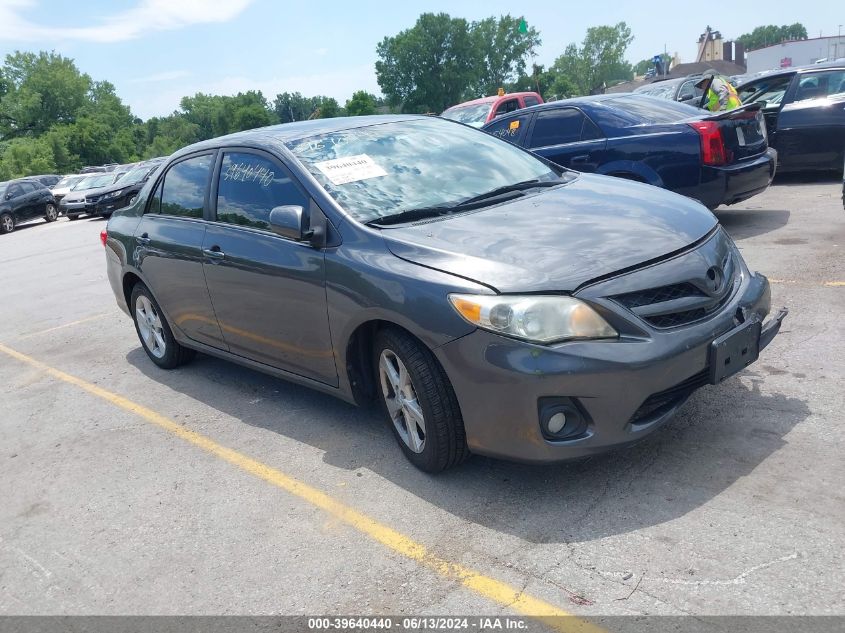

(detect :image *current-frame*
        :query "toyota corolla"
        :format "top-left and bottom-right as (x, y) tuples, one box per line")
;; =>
(103, 115), (787, 472)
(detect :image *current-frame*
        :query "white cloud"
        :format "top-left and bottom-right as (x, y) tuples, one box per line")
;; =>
(0, 0), (254, 43)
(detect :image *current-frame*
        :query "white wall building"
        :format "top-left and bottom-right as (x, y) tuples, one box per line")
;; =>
(747, 36), (845, 73)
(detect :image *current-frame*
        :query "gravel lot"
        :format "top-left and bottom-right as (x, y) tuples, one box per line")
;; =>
(1, 176), (843, 624)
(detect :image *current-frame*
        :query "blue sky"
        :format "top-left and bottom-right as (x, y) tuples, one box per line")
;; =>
(0, 0), (841, 119)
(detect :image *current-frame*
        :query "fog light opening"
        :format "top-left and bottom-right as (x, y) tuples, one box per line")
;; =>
(538, 399), (589, 441)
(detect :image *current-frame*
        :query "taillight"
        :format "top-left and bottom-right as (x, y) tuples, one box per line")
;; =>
(689, 121), (729, 166)
(100, 229), (108, 247)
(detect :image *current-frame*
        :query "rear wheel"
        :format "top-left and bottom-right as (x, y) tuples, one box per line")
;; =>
(0, 213), (13, 234)
(130, 282), (195, 369)
(44, 203), (58, 222)
(374, 328), (468, 472)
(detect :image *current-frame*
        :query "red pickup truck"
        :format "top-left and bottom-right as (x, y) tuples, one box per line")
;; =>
(440, 92), (543, 128)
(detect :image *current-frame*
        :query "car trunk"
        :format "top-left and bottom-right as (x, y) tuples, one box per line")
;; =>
(701, 103), (768, 163)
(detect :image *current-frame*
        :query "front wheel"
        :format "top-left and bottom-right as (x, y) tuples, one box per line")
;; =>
(44, 203), (58, 222)
(0, 213), (14, 234)
(130, 282), (196, 369)
(374, 328), (468, 472)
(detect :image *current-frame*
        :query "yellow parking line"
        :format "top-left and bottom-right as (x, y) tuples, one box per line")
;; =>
(0, 341), (603, 633)
(770, 279), (845, 287)
(16, 313), (110, 339)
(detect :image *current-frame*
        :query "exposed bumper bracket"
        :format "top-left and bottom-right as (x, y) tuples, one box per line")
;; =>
(760, 307), (788, 351)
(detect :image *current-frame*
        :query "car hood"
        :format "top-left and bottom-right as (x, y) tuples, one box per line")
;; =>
(381, 173), (718, 293)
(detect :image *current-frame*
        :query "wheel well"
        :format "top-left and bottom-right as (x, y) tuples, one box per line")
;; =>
(345, 320), (424, 405)
(122, 272), (142, 310)
(608, 171), (647, 183)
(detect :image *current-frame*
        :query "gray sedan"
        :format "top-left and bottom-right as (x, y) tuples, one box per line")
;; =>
(102, 115), (786, 471)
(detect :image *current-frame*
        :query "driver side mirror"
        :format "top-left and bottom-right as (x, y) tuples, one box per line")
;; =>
(269, 205), (307, 240)
(4, 192), (13, 200)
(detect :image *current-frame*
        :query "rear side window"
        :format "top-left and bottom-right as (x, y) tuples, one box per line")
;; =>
(523, 95), (540, 107)
(19, 182), (36, 193)
(153, 154), (213, 218)
(529, 109), (586, 148)
(494, 99), (519, 118)
(485, 113), (532, 146)
(215, 152), (308, 231)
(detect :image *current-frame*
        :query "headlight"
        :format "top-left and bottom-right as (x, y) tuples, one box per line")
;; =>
(104, 189), (124, 199)
(448, 294), (617, 344)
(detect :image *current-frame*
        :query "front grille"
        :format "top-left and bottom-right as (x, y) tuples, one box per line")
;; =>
(611, 253), (738, 329)
(629, 368), (709, 425)
(614, 283), (706, 309)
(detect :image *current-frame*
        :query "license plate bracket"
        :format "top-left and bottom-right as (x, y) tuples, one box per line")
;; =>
(709, 319), (762, 384)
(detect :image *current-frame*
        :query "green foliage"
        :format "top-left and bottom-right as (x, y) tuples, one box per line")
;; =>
(376, 12), (478, 113)
(737, 24), (808, 51)
(545, 23), (634, 97)
(345, 90), (377, 116)
(470, 15), (541, 96)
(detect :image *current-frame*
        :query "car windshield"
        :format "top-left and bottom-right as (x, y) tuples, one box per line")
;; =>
(117, 165), (154, 185)
(55, 175), (85, 189)
(635, 82), (678, 100)
(287, 118), (558, 224)
(73, 174), (115, 190)
(440, 103), (494, 127)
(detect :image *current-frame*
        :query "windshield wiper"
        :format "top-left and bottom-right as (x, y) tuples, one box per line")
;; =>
(367, 179), (562, 227)
(456, 179), (560, 206)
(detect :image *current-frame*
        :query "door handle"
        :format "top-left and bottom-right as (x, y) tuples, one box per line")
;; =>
(203, 245), (225, 259)
(136, 233), (150, 245)
(571, 154), (590, 164)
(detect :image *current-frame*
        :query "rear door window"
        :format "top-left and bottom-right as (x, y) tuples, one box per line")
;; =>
(215, 152), (308, 231)
(157, 154), (213, 219)
(523, 95), (540, 107)
(794, 70), (845, 100)
(529, 108), (586, 148)
(484, 112), (533, 146)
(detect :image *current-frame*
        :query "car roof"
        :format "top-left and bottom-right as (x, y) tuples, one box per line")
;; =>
(739, 61), (845, 84)
(173, 115), (428, 158)
(444, 92), (541, 109)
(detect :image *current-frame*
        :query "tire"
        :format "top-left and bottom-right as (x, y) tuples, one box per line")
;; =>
(130, 282), (196, 369)
(67, 213), (80, 221)
(373, 328), (468, 472)
(0, 213), (14, 234)
(44, 203), (58, 222)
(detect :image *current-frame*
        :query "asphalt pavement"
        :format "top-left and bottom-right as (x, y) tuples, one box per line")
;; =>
(1, 176), (843, 626)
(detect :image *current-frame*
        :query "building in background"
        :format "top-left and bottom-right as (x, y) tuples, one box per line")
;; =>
(746, 36), (845, 73)
(697, 26), (746, 69)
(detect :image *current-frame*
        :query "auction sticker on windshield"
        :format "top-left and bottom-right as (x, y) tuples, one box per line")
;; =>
(314, 154), (387, 185)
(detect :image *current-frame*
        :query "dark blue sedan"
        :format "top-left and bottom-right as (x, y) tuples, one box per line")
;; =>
(481, 94), (777, 210)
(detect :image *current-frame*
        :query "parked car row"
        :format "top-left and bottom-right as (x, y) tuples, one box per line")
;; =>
(1, 158), (165, 235)
(628, 62), (845, 174)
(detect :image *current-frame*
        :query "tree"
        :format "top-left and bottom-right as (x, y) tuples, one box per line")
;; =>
(314, 97), (340, 118)
(345, 90), (377, 116)
(546, 22), (634, 96)
(376, 12), (477, 113)
(737, 23), (808, 51)
(470, 15), (541, 96)
(0, 51), (91, 139)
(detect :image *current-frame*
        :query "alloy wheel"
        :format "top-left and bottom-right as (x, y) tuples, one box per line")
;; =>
(135, 294), (167, 359)
(46, 204), (58, 221)
(379, 349), (426, 453)
(1, 215), (13, 233)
